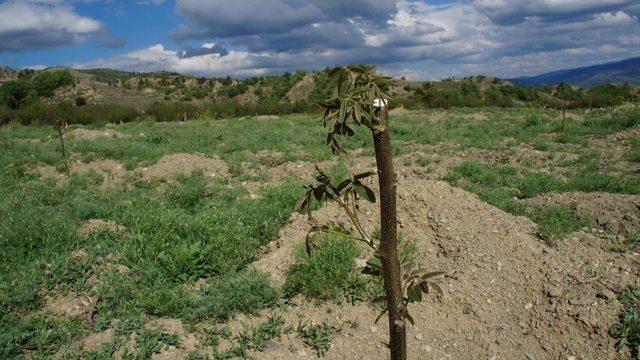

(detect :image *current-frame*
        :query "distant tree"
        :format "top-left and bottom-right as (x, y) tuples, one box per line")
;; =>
(0, 80), (34, 109)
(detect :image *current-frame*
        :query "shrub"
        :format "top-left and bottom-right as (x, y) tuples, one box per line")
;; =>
(31, 70), (75, 97)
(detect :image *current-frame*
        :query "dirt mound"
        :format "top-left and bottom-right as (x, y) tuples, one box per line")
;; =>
(72, 159), (128, 187)
(522, 192), (640, 236)
(44, 291), (97, 323)
(66, 128), (128, 140)
(255, 115), (280, 120)
(31, 159), (127, 187)
(249, 178), (638, 359)
(79, 219), (126, 236)
(140, 153), (228, 181)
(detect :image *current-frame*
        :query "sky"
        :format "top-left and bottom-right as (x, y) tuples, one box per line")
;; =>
(0, 0), (639, 80)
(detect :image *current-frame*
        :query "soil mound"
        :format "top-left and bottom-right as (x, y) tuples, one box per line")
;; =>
(249, 178), (638, 359)
(66, 128), (128, 140)
(522, 192), (640, 236)
(139, 153), (228, 181)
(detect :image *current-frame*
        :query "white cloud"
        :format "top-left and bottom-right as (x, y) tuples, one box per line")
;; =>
(80, 0), (640, 79)
(0, 1), (103, 52)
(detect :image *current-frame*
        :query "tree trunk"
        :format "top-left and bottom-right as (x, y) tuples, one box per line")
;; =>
(372, 106), (406, 360)
(57, 123), (69, 175)
(562, 100), (566, 132)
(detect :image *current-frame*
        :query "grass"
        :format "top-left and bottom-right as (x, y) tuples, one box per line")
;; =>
(297, 320), (342, 357)
(285, 235), (365, 301)
(613, 285), (640, 359)
(1, 104), (638, 357)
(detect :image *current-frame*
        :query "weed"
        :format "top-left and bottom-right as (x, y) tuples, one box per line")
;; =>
(297, 320), (342, 357)
(612, 285), (640, 359)
(285, 235), (363, 301)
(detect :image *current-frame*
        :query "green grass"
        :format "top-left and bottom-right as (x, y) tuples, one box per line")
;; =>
(613, 285), (640, 359)
(297, 320), (341, 357)
(285, 235), (365, 301)
(1, 105), (638, 357)
(629, 137), (640, 163)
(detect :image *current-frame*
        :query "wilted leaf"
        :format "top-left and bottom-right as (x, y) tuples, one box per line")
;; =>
(354, 171), (377, 180)
(429, 282), (443, 296)
(421, 271), (445, 280)
(406, 311), (415, 325)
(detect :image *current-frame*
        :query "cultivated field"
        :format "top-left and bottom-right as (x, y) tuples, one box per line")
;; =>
(1, 106), (639, 359)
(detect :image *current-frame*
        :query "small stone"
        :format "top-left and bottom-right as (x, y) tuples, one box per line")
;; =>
(525, 353), (536, 360)
(415, 333), (424, 341)
(566, 356), (577, 360)
(596, 288), (616, 300)
(370, 326), (378, 334)
(422, 345), (432, 352)
(525, 302), (533, 310)
(547, 286), (564, 298)
(543, 247), (556, 255)
(569, 299), (589, 306)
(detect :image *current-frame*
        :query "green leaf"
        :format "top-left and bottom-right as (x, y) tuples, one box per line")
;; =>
(336, 179), (352, 192)
(354, 183), (376, 203)
(366, 257), (382, 269)
(407, 285), (423, 302)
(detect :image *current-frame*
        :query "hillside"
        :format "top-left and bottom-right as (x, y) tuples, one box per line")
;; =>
(510, 57), (640, 87)
(1, 66), (639, 126)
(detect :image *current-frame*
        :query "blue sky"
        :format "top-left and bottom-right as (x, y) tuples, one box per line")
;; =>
(1, 0), (639, 80)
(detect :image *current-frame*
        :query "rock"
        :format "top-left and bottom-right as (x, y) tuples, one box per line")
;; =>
(525, 302), (533, 310)
(569, 298), (590, 306)
(525, 353), (536, 360)
(547, 286), (564, 298)
(596, 288), (616, 300)
(543, 247), (556, 255)
(415, 333), (424, 341)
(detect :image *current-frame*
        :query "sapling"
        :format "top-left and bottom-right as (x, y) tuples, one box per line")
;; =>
(56, 118), (69, 175)
(297, 66), (442, 360)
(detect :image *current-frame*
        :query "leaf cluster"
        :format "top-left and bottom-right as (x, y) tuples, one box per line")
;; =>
(318, 66), (392, 153)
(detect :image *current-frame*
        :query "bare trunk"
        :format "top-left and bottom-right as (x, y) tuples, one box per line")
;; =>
(57, 124), (69, 175)
(562, 100), (566, 132)
(372, 107), (406, 360)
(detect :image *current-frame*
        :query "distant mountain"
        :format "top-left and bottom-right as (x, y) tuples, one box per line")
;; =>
(509, 57), (640, 87)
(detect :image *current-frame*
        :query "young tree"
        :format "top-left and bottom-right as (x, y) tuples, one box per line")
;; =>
(298, 66), (442, 359)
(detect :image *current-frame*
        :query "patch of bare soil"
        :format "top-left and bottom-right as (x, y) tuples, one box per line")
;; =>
(522, 192), (640, 236)
(139, 153), (228, 181)
(255, 115), (280, 120)
(44, 291), (98, 324)
(31, 159), (128, 187)
(147, 318), (203, 360)
(79, 219), (126, 237)
(78, 328), (114, 352)
(248, 178), (638, 359)
(65, 128), (128, 140)
(286, 73), (315, 102)
(72, 159), (128, 187)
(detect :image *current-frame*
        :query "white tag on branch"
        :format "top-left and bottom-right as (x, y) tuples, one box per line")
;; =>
(373, 98), (388, 109)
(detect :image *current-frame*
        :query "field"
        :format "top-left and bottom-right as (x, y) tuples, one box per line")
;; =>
(1, 106), (639, 359)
